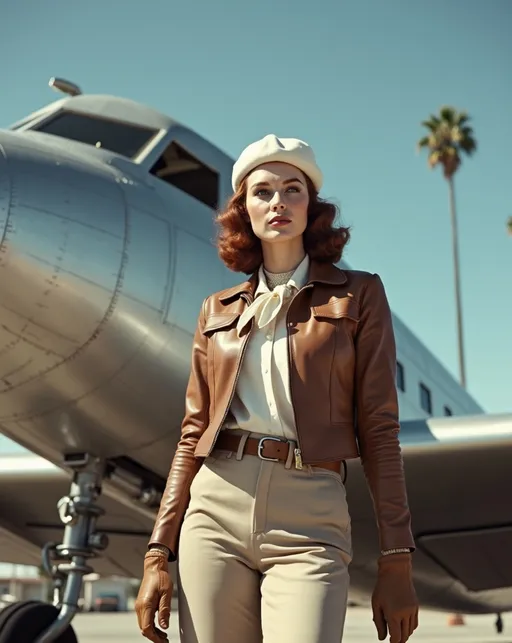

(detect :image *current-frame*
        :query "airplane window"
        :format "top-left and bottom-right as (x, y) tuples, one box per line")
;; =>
(396, 360), (405, 391)
(32, 110), (157, 158)
(444, 405), (453, 416)
(419, 382), (432, 415)
(150, 141), (219, 210)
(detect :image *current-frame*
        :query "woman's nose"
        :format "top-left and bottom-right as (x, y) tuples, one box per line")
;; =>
(270, 200), (286, 212)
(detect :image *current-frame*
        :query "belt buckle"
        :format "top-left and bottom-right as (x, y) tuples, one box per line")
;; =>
(257, 436), (285, 462)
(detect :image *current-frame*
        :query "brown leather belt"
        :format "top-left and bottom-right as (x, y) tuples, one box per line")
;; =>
(214, 431), (343, 476)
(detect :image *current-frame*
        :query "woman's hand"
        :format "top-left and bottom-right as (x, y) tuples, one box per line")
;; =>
(135, 551), (173, 642)
(371, 553), (419, 643)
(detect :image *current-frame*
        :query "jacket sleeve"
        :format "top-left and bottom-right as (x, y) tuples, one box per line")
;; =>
(354, 274), (415, 552)
(148, 296), (210, 560)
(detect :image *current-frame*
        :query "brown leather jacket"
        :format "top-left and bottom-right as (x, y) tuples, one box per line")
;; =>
(149, 260), (415, 558)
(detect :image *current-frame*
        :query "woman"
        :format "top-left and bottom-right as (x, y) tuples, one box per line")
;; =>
(135, 134), (419, 643)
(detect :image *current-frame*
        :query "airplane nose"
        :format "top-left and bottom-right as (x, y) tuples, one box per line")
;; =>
(0, 132), (128, 413)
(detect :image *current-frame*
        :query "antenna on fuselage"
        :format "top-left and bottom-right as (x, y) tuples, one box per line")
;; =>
(48, 77), (83, 97)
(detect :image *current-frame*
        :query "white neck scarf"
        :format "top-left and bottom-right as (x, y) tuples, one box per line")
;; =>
(237, 283), (293, 336)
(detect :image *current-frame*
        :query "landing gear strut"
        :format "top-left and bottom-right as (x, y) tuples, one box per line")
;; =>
(37, 453), (108, 642)
(0, 453), (108, 642)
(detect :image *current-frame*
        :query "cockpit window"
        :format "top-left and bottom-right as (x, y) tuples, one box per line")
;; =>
(31, 110), (157, 158)
(150, 141), (219, 209)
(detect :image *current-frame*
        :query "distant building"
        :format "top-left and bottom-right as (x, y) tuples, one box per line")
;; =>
(0, 564), (49, 603)
(83, 574), (139, 612)
(0, 563), (138, 612)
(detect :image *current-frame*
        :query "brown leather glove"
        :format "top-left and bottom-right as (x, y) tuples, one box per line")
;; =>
(135, 551), (173, 642)
(371, 553), (419, 643)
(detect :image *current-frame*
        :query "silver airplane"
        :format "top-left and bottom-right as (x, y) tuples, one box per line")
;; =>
(0, 78), (510, 642)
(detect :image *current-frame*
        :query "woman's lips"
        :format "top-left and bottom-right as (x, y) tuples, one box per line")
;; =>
(269, 216), (291, 227)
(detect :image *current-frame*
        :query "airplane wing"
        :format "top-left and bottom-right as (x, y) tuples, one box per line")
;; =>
(344, 413), (512, 614)
(0, 454), (153, 579)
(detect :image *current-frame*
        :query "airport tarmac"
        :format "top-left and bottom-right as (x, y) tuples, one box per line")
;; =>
(71, 601), (510, 642)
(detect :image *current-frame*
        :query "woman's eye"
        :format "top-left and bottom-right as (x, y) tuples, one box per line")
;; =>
(254, 187), (300, 196)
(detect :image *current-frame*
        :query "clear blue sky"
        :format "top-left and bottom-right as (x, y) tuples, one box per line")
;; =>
(0, 0), (510, 414)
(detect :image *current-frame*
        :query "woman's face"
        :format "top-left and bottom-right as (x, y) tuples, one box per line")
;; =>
(244, 162), (309, 245)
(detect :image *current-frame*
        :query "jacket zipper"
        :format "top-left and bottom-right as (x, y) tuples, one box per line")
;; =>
(286, 283), (313, 469)
(206, 292), (254, 456)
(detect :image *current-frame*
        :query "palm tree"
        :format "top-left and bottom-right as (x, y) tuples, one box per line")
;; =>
(507, 216), (512, 236)
(418, 106), (477, 390)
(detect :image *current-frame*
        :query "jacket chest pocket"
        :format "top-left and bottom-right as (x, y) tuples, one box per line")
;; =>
(312, 296), (360, 424)
(202, 312), (242, 413)
(312, 295), (359, 324)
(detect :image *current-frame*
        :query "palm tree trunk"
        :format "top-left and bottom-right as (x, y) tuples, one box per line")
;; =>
(448, 176), (466, 388)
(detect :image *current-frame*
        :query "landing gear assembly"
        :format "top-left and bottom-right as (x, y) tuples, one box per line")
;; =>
(0, 454), (108, 642)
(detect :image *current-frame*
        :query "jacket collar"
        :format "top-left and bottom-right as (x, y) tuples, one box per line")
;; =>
(219, 258), (347, 303)
(307, 260), (348, 287)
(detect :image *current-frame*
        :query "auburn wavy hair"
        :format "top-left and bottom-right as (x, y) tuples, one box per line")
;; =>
(215, 175), (351, 274)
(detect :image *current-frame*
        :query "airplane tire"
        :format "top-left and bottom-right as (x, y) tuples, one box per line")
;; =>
(0, 600), (77, 642)
(0, 601), (40, 630)
(0, 600), (33, 621)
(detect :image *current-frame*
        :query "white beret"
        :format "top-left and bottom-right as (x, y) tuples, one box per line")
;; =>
(231, 134), (323, 192)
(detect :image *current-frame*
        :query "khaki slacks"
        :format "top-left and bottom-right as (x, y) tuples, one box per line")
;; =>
(177, 444), (352, 643)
